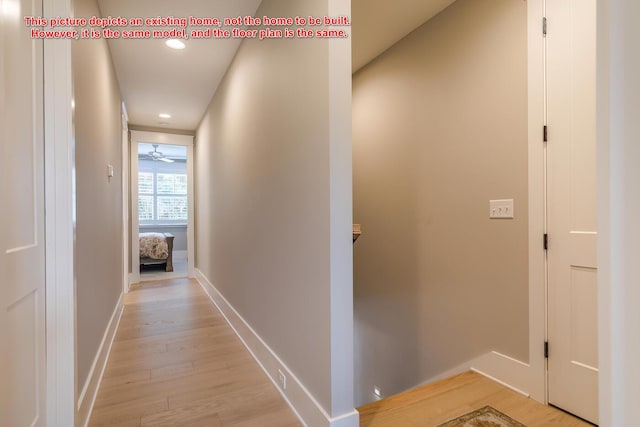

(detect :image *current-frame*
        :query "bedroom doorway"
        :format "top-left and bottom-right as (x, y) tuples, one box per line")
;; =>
(129, 131), (195, 285)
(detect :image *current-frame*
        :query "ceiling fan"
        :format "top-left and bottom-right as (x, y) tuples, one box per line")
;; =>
(142, 144), (174, 163)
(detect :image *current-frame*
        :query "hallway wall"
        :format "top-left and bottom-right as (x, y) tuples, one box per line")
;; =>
(73, 0), (124, 393)
(195, 0), (354, 422)
(352, 0), (529, 405)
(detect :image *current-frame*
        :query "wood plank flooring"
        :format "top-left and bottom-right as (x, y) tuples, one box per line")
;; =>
(89, 278), (301, 427)
(358, 371), (594, 427)
(91, 278), (593, 427)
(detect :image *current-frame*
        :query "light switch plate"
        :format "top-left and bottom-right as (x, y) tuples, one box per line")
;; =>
(489, 199), (514, 219)
(107, 164), (114, 178)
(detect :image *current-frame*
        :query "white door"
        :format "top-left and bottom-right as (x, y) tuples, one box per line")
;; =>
(0, 0), (47, 425)
(546, 0), (598, 424)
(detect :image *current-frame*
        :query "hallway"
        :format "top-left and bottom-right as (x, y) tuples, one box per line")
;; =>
(89, 278), (300, 426)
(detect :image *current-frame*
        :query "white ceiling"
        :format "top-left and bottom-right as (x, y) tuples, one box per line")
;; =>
(96, 0), (453, 130)
(97, 0), (262, 130)
(351, 0), (457, 72)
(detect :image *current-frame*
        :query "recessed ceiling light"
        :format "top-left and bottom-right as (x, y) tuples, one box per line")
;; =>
(165, 39), (185, 50)
(159, 113), (171, 119)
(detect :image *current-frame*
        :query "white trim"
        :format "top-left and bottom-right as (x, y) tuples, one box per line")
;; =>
(43, 0), (76, 424)
(186, 143), (195, 278)
(129, 136), (141, 285)
(130, 130), (194, 147)
(139, 223), (188, 229)
(524, 0), (547, 403)
(195, 269), (359, 427)
(410, 350), (531, 400)
(122, 105), (130, 294)
(328, 0), (356, 418)
(129, 131), (195, 285)
(470, 367), (530, 397)
(470, 352), (532, 397)
(77, 293), (124, 427)
(595, 1), (612, 424)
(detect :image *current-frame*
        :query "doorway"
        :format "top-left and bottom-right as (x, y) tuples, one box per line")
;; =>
(129, 131), (195, 284)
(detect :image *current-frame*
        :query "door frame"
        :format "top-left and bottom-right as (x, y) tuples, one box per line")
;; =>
(43, 0), (76, 424)
(527, 0), (548, 403)
(129, 131), (195, 284)
(121, 105), (130, 293)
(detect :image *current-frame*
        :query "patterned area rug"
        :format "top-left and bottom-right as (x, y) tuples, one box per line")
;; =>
(437, 406), (527, 427)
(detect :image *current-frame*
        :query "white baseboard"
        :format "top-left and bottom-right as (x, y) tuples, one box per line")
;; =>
(470, 351), (533, 398)
(195, 269), (359, 427)
(411, 350), (535, 403)
(77, 293), (125, 427)
(128, 272), (139, 285)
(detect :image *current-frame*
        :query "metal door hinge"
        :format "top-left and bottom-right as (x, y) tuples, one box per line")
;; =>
(543, 17), (547, 36)
(543, 125), (548, 142)
(544, 234), (548, 251)
(544, 341), (549, 358)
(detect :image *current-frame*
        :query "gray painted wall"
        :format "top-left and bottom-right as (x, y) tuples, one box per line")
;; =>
(353, 0), (529, 406)
(73, 0), (124, 391)
(195, 0), (353, 417)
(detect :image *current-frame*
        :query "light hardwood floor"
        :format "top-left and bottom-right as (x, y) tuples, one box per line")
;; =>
(358, 371), (594, 427)
(89, 278), (301, 427)
(91, 278), (593, 427)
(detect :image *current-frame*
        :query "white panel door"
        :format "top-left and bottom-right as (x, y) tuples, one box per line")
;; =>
(546, 0), (598, 424)
(0, 0), (47, 425)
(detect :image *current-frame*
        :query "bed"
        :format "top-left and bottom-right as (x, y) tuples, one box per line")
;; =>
(139, 232), (174, 272)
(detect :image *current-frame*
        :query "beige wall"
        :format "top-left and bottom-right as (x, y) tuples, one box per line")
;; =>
(195, 0), (353, 417)
(73, 0), (124, 390)
(353, 0), (528, 405)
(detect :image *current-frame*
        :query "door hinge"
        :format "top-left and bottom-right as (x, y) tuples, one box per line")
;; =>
(544, 341), (549, 358)
(543, 125), (548, 142)
(544, 233), (548, 250)
(543, 17), (547, 36)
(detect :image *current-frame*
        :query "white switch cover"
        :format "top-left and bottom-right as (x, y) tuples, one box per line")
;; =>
(489, 199), (514, 219)
(107, 164), (114, 178)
